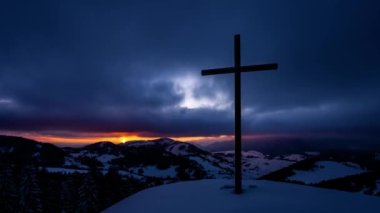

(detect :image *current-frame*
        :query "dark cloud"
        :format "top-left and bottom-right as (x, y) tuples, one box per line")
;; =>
(0, 0), (379, 140)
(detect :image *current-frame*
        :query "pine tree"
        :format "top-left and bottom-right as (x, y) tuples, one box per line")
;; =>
(18, 164), (43, 213)
(77, 167), (99, 213)
(0, 165), (18, 212)
(104, 167), (123, 207)
(60, 175), (78, 213)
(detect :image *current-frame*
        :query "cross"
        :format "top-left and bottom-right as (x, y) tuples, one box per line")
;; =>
(201, 34), (278, 194)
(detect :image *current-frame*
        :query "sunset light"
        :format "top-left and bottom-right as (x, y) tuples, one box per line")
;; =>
(120, 136), (128, 143)
(0, 130), (236, 146)
(1, 1), (379, 212)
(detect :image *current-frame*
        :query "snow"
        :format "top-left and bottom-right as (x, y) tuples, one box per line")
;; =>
(0, 147), (14, 154)
(95, 154), (123, 169)
(117, 170), (145, 180)
(189, 156), (226, 176)
(305, 151), (320, 156)
(70, 151), (98, 158)
(216, 150), (265, 158)
(287, 161), (365, 184)
(96, 154), (121, 163)
(143, 166), (177, 178)
(282, 154), (306, 161)
(376, 180), (380, 194)
(129, 166), (178, 178)
(32, 152), (40, 157)
(63, 156), (88, 169)
(165, 143), (191, 156)
(45, 167), (88, 174)
(66, 151), (123, 169)
(244, 157), (293, 179)
(104, 179), (380, 213)
(214, 150), (297, 179)
(45, 167), (144, 179)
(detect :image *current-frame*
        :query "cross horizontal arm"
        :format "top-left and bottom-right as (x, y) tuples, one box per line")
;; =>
(201, 63), (278, 76)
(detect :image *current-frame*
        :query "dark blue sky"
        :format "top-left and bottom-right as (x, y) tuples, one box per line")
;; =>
(0, 0), (379, 143)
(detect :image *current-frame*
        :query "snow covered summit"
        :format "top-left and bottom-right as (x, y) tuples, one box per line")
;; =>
(104, 179), (380, 213)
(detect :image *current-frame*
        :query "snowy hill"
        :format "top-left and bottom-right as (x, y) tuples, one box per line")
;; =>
(0, 135), (65, 166)
(260, 153), (380, 196)
(214, 150), (302, 179)
(287, 161), (365, 184)
(2, 135), (380, 211)
(3, 135), (378, 197)
(51, 138), (305, 180)
(104, 179), (380, 213)
(61, 140), (306, 180)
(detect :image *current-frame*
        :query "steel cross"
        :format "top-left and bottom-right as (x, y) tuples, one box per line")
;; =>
(201, 34), (278, 194)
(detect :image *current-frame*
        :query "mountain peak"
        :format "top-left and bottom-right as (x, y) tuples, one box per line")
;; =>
(84, 141), (116, 149)
(153, 138), (176, 144)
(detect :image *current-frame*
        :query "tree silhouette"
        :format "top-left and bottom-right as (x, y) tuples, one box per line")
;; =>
(18, 164), (42, 213)
(60, 175), (78, 213)
(0, 165), (18, 212)
(78, 167), (99, 213)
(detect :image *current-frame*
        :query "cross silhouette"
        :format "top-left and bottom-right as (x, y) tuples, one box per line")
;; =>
(201, 34), (278, 194)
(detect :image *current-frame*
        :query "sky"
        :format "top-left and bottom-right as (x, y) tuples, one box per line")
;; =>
(0, 0), (379, 145)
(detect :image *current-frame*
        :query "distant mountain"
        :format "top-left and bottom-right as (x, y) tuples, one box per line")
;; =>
(260, 150), (380, 196)
(83, 141), (118, 150)
(204, 137), (316, 155)
(0, 135), (305, 181)
(63, 137), (232, 180)
(1, 134), (379, 198)
(125, 138), (209, 156)
(59, 137), (309, 180)
(0, 135), (65, 166)
(205, 137), (380, 154)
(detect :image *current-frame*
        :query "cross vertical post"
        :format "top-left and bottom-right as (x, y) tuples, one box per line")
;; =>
(201, 34), (278, 194)
(234, 34), (242, 194)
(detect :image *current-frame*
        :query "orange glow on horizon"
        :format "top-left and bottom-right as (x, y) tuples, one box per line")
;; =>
(0, 131), (236, 146)
(33, 134), (234, 145)
(0, 130), (292, 147)
(20, 133), (160, 144)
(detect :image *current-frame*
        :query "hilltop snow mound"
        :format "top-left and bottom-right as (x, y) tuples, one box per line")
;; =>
(104, 179), (380, 213)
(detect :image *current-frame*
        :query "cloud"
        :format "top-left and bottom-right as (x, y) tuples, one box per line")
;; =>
(171, 73), (232, 110)
(0, 0), (379, 141)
